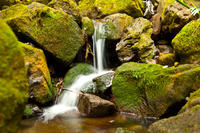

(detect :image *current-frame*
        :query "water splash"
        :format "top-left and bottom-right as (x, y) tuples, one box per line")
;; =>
(42, 21), (111, 121)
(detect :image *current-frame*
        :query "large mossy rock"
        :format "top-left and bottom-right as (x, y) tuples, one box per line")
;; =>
(20, 43), (53, 104)
(112, 62), (200, 117)
(0, 21), (28, 133)
(48, 0), (81, 23)
(78, 0), (144, 19)
(102, 13), (134, 40)
(148, 105), (200, 133)
(116, 17), (158, 63)
(82, 17), (94, 36)
(0, 0), (50, 9)
(0, 2), (84, 66)
(172, 19), (200, 64)
(64, 63), (95, 87)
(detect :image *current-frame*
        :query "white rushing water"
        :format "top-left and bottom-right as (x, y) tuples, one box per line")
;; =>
(42, 21), (110, 122)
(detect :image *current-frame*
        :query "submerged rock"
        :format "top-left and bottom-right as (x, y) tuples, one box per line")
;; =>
(78, 0), (144, 19)
(0, 2), (84, 66)
(48, 0), (81, 23)
(20, 43), (54, 104)
(102, 13), (134, 40)
(77, 93), (117, 117)
(116, 17), (158, 63)
(148, 105), (200, 133)
(112, 62), (200, 117)
(172, 19), (200, 64)
(0, 21), (28, 133)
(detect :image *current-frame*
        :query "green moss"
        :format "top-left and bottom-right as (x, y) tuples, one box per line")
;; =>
(0, 20), (28, 133)
(82, 17), (94, 36)
(172, 19), (200, 64)
(64, 63), (95, 87)
(78, 0), (144, 18)
(23, 106), (33, 118)
(112, 62), (200, 117)
(0, 2), (84, 65)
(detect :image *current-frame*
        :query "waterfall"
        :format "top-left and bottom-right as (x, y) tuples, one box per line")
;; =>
(42, 21), (110, 122)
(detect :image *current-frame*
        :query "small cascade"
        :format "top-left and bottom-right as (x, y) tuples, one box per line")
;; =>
(42, 21), (111, 121)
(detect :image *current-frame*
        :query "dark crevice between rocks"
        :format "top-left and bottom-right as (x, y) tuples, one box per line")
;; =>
(160, 99), (187, 119)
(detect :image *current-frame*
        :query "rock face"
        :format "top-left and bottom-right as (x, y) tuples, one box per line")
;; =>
(0, 2), (84, 66)
(20, 43), (53, 104)
(77, 93), (117, 117)
(103, 13), (134, 40)
(0, 21), (28, 133)
(172, 19), (200, 64)
(159, 1), (195, 37)
(148, 105), (200, 133)
(48, 0), (81, 23)
(78, 0), (144, 19)
(112, 62), (200, 117)
(116, 18), (158, 63)
(64, 63), (95, 87)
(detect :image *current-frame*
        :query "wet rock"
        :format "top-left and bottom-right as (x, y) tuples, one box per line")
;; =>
(92, 71), (114, 94)
(0, 2), (84, 66)
(64, 63), (95, 87)
(23, 104), (43, 118)
(48, 0), (81, 23)
(77, 93), (117, 117)
(159, 1), (195, 37)
(152, 13), (161, 36)
(157, 53), (175, 66)
(102, 13), (134, 40)
(20, 43), (54, 104)
(148, 105), (200, 133)
(172, 19), (200, 64)
(78, 0), (144, 19)
(82, 17), (94, 36)
(116, 17), (158, 63)
(112, 62), (200, 117)
(0, 21), (28, 133)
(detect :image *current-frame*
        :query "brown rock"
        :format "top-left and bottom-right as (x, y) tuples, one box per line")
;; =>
(77, 93), (117, 117)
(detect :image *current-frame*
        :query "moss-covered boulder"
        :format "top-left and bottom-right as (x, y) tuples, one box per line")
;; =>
(157, 53), (175, 66)
(116, 17), (158, 63)
(82, 17), (94, 36)
(0, 21), (28, 133)
(102, 13), (134, 40)
(172, 19), (200, 64)
(64, 63), (95, 87)
(148, 105), (200, 133)
(0, 0), (50, 9)
(48, 0), (81, 23)
(0, 2), (84, 66)
(158, 1), (195, 37)
(112, 62), (200, 117)
(20, 43), (53, 104)
(78, 0), (144, 19)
